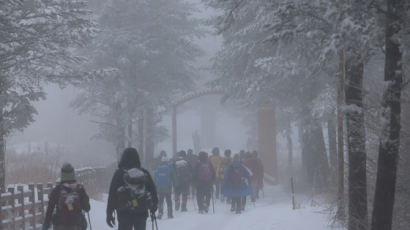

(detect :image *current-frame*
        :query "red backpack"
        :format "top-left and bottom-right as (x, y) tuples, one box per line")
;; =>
(199, 163), (212, 182)
(57, 183), (83, 226)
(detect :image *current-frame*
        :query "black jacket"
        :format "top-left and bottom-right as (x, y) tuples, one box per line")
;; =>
(106, 148), (158, 219)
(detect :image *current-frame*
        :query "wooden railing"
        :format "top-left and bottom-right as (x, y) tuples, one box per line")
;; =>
(0, 166), (114, 230)
(0, 183), (54, 230)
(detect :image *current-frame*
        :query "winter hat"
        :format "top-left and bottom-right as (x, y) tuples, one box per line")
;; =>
(224, 149), (231, 157)
(212, 147), (220, 156)
(178, 150), (187, 158)
(61, 163), (75, 182)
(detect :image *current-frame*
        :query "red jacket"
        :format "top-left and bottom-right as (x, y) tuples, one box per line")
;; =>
(244, 157), (264, 189)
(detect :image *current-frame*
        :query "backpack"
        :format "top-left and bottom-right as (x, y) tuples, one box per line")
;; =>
(230, 165), (242, 187)
(199, 163), (212, 182)
(56, 183), (85, 228)
(117, 168), (153, 212)
(175, 158), (190, 184)
(155, 164), (171, 190)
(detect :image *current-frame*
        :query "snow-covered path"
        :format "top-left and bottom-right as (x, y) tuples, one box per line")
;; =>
(89, 186), (331, 230)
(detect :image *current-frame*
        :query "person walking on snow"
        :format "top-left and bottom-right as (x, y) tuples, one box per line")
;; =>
(186, 149), (199, 198)
(172, 150), (191, 212)
(194, 152), (215, 213)
(42, 163), (90, 230)
(219, 149), (233, 202)
(210, 147), (222, 200)
(106, 148), (158, 230)
(154, 156), (173, 219)
(222, 154), (252, 214)
(245, 151), (264, 201)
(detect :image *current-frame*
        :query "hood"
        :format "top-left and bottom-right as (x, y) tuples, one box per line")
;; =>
(118, 147), (141, 169)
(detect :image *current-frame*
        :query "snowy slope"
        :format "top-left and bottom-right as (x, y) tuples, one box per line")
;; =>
(89, 186), (333, 230)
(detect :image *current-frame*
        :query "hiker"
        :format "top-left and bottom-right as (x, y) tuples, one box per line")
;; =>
(153, 150), (167, 171)
(245, 151), (264, 201)
(154, 156), (173, 219)
(42, 163), (90, 230)
(106, 147), (158, 230)
(222, 154), (252, 214)
(194, 151), (215, 213)
(210, 147), (222, 199)
(186, 149), (199, 198)
(172, 150), (191, 212)
(219, 149), (233, 202)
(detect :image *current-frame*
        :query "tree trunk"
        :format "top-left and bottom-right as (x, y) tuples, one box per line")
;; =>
(0, 121), (5, 192)
(300, 115), (330, 189)
(286, 128), (293, 174)
(144, 107), (155, 171)
(371, 0), (404, 229)
(327, 113), (337, 180)
(337, 49), (346, 221)
(137, 111), (144, 161)
(345, 58), (368, 230)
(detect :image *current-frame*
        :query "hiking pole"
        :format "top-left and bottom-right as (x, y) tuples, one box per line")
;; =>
(151, 211), (159, 230)
(87, 212), (92, 230)
(150, 212), (155, 230)
(212, 190), (215, 214)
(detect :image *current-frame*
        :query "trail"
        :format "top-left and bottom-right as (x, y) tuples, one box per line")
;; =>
(89, 186), (331, 230)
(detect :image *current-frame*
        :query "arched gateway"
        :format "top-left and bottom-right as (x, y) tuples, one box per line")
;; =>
(171, 89), (278, 184)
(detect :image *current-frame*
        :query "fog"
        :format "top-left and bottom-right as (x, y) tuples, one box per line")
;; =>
(1, 0), (409, 229)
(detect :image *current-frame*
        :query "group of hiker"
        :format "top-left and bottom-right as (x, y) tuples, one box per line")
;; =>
(153, 147), (264, 217)
(41, 147), (264, 230)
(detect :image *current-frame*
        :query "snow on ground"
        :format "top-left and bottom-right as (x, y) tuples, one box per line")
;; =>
(89, 186), (333, 230)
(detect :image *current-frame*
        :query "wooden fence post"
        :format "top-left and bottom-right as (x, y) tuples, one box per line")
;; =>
(8, 187), (15, 230)
(17, 186), (25, 230)
(37, 184), (44, 223)
(29, 184), (36, 229)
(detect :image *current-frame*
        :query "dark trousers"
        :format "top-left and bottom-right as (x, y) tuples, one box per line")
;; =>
(117, 213), (147, 230)
(174, 184), (189, 208)
(197, 183), (212, 211)
(231, 197), (242, 211)
(242, 196), (246, 210)
(214, 179), (222, 199)
(158, 192), (172, 215)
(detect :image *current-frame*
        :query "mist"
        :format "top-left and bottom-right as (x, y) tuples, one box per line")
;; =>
(1, 0), (409, 230)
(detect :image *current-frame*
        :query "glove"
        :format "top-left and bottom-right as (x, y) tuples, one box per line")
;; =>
(106, 213), (115, 228)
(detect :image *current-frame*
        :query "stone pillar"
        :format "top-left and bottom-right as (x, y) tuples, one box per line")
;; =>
(258, 103), (277, 184)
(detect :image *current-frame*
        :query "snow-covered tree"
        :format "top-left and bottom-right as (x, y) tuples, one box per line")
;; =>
(0, 0), (95, 191)
(74, 0), (202, 165)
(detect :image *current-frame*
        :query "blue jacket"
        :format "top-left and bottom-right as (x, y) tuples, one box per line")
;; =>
(154, 163), (172, 193)
(222, 161), (252, 197)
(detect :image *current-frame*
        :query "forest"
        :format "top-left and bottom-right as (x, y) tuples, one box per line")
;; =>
(0, 0), (410, 230)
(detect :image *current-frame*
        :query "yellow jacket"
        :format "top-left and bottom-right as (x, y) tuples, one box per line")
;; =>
(210, 155), (222, 179)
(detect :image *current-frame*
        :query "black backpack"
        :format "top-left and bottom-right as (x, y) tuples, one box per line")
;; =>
(175, 158), (190, 184)
(117, 168), (153, 212)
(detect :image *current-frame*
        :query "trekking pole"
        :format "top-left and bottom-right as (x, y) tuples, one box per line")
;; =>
(86, 212), (92, 230)
(212, 190), (215, 214)
(151, 211), (159, 230)
(291, 176), (296, 210)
